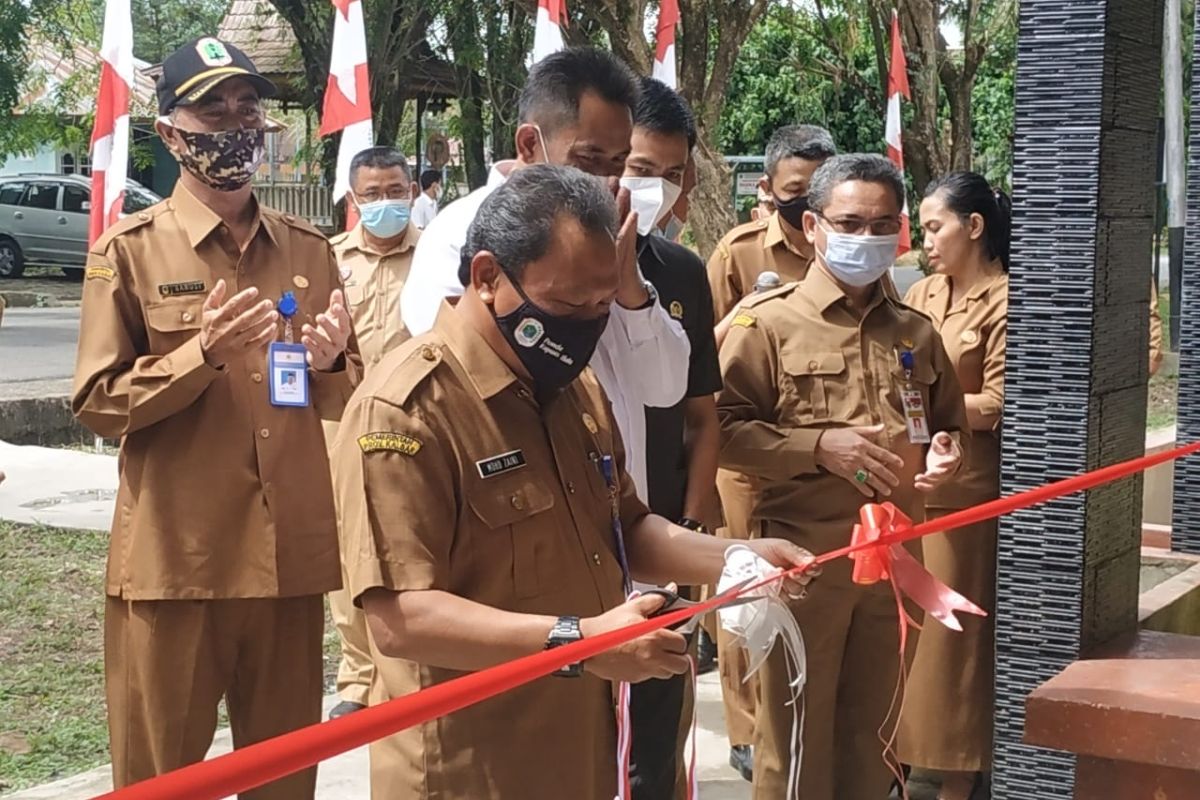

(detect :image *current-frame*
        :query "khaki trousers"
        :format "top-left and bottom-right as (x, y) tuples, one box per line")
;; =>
(105, 595), (324, 798)
(328, 580), (374, 705)
(715, 468), (759, 747)
(753, 581), (905, 800)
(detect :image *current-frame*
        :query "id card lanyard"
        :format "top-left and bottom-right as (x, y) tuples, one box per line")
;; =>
(268, 290), (310, 408)
(898, 349), (931, 444)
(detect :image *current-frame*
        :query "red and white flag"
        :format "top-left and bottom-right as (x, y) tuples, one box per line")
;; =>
(319, 0), (373, 230)
(88, 0), (133, 245)
(652, 0), (679, 89)
(885, 9), (911, 254)
(532, 0), (567, 64)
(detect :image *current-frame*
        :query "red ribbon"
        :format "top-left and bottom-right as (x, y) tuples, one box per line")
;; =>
(96, 440), (1200, 800)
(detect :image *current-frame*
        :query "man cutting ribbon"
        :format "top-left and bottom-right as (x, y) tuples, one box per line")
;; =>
(715, 154), (969, 800)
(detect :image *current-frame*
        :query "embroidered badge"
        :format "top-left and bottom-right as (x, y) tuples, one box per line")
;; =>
(515, 318), (544, 348)
(293, 275), (310, 289)
(475, 449), (527, 478)
(158, 280), (206, 297)
(195, 37), (233, 67)
(731, 313), (756, 328)
(960, 329), (979, 345)
(582, 412), (599, 434)
(85, 266), (115, 282)
(669, 300), (684, 320)
(358, 432), (422, 455)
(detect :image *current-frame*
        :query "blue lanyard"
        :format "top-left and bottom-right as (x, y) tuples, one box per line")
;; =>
(599, 454), (633, 596)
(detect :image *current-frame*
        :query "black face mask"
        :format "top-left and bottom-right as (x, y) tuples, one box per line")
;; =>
(492, 270), (609, 398)
(773, 193), (809, 231)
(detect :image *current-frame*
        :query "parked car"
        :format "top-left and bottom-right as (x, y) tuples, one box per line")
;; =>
(0, 174), (161, 278)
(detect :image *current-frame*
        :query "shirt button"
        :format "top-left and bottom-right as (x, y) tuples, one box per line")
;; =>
(510, 494), (525, 510)
(592, 553), (601, 565)
(371, 354), (381, 364)
(251, 372), (263, 383)
(808, 360), (819, 370)
(567, 481), (576, 494)
(259, 428), (270, 439)
(181, 311), (194, 323)
(421, 346), (437, 362)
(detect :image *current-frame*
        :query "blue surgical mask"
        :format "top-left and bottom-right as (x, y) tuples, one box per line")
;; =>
(819, 231), (899, 287)
(658, 213), (686, 242)
(357, 198), (410, 238)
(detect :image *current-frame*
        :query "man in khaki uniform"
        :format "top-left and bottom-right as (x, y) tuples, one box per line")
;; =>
(72, 38), (359, 797)
(332, 165), (816, 800)
(705, 124), (837, 779)
(717, 154), (968, 800)
(325, 146), (419, 720)
(708, 125), (837, 324)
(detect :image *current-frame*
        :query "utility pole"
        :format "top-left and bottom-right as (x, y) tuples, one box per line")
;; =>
(1165, 0), (1186, 349)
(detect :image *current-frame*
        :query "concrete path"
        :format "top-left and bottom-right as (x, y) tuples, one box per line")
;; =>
(0, 440), (117, 530)
(6, 676), (754, 800)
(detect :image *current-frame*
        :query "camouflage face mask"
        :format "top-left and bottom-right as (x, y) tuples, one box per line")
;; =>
(171, 127), (266, 192)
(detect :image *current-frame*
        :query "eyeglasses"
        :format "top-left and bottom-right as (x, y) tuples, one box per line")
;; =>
(355, 188), (411, 203)
(818, 214), (903, 237)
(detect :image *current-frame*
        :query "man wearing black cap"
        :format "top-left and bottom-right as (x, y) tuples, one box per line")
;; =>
(72, 36), (360, 797)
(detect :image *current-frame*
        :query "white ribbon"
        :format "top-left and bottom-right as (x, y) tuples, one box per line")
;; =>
(717, 544), (808, 798)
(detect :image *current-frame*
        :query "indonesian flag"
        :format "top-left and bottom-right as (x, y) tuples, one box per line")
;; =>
(652, 0), (679, 89)
(87, 0), (132, 246)
(319, 0), (373, 230)
(532, 0), (567, 64)
(885, 10), (911, 255)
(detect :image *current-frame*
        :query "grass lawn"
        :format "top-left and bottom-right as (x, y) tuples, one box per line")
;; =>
(0, 521), (341, 794)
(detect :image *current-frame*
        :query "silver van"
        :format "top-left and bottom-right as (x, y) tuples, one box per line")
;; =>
(0, 174), (161, 278)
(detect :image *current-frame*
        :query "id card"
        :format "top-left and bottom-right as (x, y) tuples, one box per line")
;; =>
(268, 342), (309, 407)
(900, 387), (931, 444)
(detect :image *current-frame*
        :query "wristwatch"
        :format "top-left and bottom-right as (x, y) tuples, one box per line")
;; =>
(544, 615), (584, 677)
(634, 280), (658, 310)
(678, 517), (710, 535)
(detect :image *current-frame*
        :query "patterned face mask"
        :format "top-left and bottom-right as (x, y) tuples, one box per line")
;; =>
(170, 127), (266, 192)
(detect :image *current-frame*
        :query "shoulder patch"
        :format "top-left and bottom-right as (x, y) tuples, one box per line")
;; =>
(731, 313), (756, 329)
(740, 282), (798, 308)
(86, 265), (116, 282)
(358, 432), (423, 455)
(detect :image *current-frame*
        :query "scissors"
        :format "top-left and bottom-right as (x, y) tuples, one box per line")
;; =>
(643, 578), (764, 635)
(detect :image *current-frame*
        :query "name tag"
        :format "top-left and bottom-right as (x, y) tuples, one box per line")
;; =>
(159, 280), (207, 297)
(476, 449), (526, 479)
(900, 388), (931, 444)
(268, 342), (309, 407)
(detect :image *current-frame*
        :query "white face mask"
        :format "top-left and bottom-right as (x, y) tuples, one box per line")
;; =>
(619, 176), (683, 236)
(819, 230), (899, 287)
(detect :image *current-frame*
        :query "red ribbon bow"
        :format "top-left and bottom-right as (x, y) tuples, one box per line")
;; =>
(849, 502), (988, 631)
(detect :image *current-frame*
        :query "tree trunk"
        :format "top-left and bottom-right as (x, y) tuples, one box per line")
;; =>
(460, 81), (489, 189)
(689, 137), (734, 261)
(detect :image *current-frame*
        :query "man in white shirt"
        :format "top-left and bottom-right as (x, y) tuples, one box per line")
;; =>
(411, 169), (440, 229)
(401, 47), (690, 501)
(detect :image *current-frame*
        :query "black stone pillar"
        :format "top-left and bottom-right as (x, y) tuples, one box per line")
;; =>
(1171, 0), (1200, 555)
(993, 2), (1160, 797)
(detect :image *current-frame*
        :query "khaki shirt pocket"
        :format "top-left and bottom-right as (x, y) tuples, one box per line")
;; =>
(779, 347), (846, 422)
(144, 297), (204, 353)
(468, 477), (556, 600)
(344, 284), (366, 307)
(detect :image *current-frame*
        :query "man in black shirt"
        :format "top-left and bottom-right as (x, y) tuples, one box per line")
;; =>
(620, 76), (723, 800)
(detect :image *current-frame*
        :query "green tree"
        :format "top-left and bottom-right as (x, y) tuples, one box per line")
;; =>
(132, 0), (228, 63)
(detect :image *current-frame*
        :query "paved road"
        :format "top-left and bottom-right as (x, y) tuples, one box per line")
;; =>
(0, 307), (79, 398)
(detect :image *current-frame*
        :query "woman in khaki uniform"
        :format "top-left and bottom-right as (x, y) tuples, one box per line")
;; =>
(898, 172), (1011, 800)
